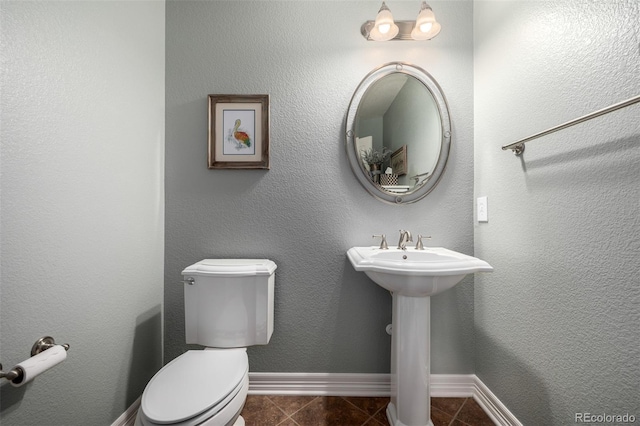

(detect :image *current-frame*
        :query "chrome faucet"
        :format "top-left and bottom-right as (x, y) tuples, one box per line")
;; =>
(398, 230), (413, 250)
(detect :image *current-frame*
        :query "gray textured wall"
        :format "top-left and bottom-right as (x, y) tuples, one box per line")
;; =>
(165, 1), (476, 374)
(474, 1), (640, 424)
(0, 2), (165, 425)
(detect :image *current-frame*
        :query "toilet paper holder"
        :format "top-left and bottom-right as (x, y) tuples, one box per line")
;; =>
(0, 336), (70, 382)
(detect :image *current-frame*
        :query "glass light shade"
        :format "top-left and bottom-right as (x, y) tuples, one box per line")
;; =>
(411, 2), (441, 40)
(369, 2), (399, 41)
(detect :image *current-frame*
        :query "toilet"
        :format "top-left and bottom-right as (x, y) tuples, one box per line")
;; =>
(135, 259), (277, 426)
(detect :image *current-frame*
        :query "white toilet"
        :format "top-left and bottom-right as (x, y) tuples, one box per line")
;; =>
(135, 259), (277, 426)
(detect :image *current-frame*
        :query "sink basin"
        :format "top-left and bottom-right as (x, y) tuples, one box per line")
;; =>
(347, 246), (493, 296)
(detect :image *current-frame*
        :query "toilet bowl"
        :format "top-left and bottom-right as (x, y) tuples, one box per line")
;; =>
(135, 349), (249, 426)
(135, 259), (277, 426)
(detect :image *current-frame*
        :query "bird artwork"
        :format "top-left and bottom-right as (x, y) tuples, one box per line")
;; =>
(228, 118), (252, 150)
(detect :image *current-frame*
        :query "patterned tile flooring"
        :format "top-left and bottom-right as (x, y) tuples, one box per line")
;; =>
(240, 395), (495, 426)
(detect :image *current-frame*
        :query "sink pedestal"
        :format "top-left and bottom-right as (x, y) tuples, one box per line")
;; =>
(346, 246), (493, 426)
(387, 294), (433, 426)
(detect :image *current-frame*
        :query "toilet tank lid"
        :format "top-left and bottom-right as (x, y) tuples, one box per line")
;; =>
(182, 259), (277, 277)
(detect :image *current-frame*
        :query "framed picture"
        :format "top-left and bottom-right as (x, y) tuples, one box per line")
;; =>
(208, 94), (270, 169)
(391, 145), (407, 176)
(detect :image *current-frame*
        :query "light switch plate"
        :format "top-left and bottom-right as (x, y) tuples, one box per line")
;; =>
(477, 196), (488, 222)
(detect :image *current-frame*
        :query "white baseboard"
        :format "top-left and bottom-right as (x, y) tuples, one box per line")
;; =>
(473, 376), (523, 426)
(247, 372), (478, 398)
(429, 374), (477, 398)
(113, 373), (521, 426)
(111, 396), (140, 426)
(248, 372), (392, 396)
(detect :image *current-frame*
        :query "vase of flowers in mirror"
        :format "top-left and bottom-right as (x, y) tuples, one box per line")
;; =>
(360, 147), (391, 184)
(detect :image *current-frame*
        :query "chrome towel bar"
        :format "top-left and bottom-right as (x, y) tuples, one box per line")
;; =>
(502, 94), (640, 156)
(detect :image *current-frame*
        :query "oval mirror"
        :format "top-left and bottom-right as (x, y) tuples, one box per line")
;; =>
(345, 63), (451, 204)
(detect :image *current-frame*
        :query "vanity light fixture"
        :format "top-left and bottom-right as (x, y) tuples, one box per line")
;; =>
(361, 1), (441, 41)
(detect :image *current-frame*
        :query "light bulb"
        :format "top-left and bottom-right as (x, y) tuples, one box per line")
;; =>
(378, 23), (391, 34)
(369, 2), (399, 41)
(411, 2), (441, 40)
(419, 22), (433, 33)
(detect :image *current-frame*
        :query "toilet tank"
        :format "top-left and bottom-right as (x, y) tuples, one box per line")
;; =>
(181, 259), (276, 347)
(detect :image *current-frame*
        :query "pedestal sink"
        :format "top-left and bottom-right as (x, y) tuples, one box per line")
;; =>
(347, 246), (493, 426)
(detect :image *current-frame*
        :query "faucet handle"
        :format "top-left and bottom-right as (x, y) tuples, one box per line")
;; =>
(415, 235), (432, 250)
(372, 234), (388, 249)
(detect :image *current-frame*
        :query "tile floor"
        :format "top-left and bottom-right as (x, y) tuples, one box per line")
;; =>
(240, 395), (495, 426)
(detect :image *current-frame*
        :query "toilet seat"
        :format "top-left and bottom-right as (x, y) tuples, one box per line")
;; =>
(140, 349), (248, 425)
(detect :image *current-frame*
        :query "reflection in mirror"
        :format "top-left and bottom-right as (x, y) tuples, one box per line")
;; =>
(345, 63), (451, 204)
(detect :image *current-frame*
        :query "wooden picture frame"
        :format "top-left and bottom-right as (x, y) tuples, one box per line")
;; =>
(208, 94), (270, 169)
(391, 145), (407, 176)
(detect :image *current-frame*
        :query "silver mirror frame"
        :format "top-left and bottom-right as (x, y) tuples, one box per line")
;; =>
(345, 62), (452, 205)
